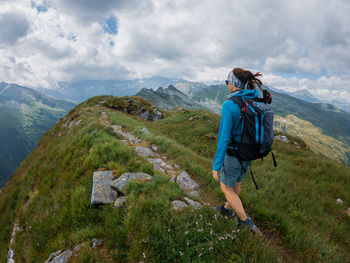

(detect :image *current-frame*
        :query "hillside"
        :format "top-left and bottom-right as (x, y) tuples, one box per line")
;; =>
(0, 83), (76, 187)
(0, 96), (349, 262)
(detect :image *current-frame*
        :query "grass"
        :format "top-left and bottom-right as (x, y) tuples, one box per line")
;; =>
(0, 100), (278, 262)
(104, 99), (350, 263)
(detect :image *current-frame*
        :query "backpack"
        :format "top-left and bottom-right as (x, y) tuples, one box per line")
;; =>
(226, 90), (277, 188)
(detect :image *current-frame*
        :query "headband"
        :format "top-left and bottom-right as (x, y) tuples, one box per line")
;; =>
(227, 70), (245, 89)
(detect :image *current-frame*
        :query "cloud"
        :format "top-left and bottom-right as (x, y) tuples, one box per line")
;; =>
(0, 0), (349, 104)
(0, 11), (29, 45)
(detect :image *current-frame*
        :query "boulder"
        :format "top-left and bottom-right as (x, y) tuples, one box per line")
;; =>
(135, 146), (154, 157)
(184, 196), (201, 208)
(151, 144), (158, 151)
(142, 127), (150, 134)
(111, 172), (152, 194)
(153, 164), (165, 172)
(140, 111), (150, 120)
(152, 110), (162, 121)
(91, 238), (103, 248)
(170, 175), (176, 182)
(176, 171), (199, 191)
(45, 250), (73, 263)
(91, 171), (118, 205)
(114, 196), (127, 208)
(336, 198), (344, 204)
(172, 200), (188, 210)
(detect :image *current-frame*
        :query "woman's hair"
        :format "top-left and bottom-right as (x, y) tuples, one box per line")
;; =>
(233, 68), (263, 90)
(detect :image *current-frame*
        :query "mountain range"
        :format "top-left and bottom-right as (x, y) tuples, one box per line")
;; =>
(37, 77), (183, 103)
(0, 82), (76, 187)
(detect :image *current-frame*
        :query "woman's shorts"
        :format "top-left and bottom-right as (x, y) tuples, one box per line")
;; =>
(220, 154), (251, 188)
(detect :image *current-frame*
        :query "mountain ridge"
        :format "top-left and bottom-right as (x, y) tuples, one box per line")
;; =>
(0, 95), (349, 262)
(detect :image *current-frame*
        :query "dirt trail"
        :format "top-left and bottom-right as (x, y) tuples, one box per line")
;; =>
(99, 109), (301, 263)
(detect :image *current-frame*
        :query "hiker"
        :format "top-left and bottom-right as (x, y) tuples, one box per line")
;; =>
(212, 68), (263, 236)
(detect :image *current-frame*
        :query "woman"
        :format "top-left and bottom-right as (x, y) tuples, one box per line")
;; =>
(212, 68), (263, 236)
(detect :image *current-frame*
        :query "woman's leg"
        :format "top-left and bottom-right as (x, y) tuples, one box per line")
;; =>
(224, 181), (241, 209)
(220, 182), (247, 221)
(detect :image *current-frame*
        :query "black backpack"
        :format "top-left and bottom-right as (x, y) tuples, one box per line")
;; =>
(226, 90), (277, 188)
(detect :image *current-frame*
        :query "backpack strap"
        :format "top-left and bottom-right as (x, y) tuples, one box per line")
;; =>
(271, 151), (277, 167)
(237, 157), (259, 190)
(226, 96), (244, 108)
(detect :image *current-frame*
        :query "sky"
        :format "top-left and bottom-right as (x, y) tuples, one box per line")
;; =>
(0, 0), (350, 105)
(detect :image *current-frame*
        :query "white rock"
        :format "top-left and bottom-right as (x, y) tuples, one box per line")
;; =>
(142, 128), (150, 134)
(91, 239), (103, 248)
(336, 198), (344, 204)
(176, 171), (199, 191)
(135, 147), (154, 157)
(151, 144), (158, 151)
(172, 200), (188, 210)
(184, 196), (201, 208)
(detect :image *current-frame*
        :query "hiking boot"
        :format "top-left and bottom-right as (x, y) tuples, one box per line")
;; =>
(216, 203), (235, 217)
(238, 217), (263, 237)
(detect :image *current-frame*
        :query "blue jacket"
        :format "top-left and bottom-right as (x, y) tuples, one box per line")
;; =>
(212, 89), (259, 171)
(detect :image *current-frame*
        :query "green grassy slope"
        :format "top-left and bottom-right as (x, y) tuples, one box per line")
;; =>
(0, 96), (349, 262)
(0, 84), (76, 187)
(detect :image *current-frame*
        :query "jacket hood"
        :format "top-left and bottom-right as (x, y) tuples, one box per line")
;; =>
(230, 89), (259, 99)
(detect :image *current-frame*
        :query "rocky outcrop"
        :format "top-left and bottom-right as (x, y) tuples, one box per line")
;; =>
(275, 135), (290, 143)
(45, 250), (73, 263)
(175, 171), (199, 191)
(135, 147), (154, 157)
(184, 197), (201, 208)
(172, 200), (188, 210)
(111, 172), (152, 195)
(114, 196), (127, 208)
(91, 238), (103, 248)
(105, 97), (164, 121)
(91, 171), (118, 205)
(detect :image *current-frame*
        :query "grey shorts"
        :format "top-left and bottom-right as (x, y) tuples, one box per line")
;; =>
(220, 154), (251, 187)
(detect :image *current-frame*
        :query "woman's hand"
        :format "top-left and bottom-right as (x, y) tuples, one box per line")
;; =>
(212, 170), (219, 182)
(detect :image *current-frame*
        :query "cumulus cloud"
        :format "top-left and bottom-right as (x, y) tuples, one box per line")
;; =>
(0, 12), (29, 45)
(0, 0), (349, 107)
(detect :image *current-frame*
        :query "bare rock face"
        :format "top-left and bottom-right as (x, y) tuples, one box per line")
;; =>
(275, 135), (290, 143)
(45, 250), (73, 263)
(114, 196), (127, 208)
(142, 127), (150, 134)
(91, 238), (103, 248)
(176, 171), (199, 191)
(91, 171), (118, 205)
(135, 146), (154, 157)
(172, 200), (188, 210)
(184, 196), (201, 208)
(111, 172), (152, 195)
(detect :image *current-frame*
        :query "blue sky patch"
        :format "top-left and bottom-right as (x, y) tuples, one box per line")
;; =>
(109, 41), (115, 47)
(103, 15), (118, 35)
(31, 1), (48, 13)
